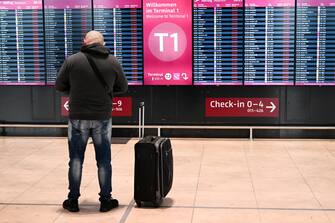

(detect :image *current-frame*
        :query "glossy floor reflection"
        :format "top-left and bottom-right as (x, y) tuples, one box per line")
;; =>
(1, 137), (335, 223)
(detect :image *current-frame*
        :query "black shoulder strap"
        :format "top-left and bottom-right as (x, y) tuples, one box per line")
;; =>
(84, 53), (110, 93)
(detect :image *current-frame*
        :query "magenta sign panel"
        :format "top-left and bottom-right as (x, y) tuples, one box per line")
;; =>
(297, 0), (335, 6)
(0, 0), (42, 9)
(143, 0), (192, 85)
(94, 0), (141, 8)
(61, 97), (133, 117)
(194, 0), (243, 7)
(43, 0), (90, 9)
(245, 0), (294, 7)
(206, 98), (279, 117)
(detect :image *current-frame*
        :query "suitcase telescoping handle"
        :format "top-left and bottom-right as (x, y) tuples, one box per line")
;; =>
(138, 102), (145, 139)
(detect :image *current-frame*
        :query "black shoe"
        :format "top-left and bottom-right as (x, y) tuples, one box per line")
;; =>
(100, 198), (119, 212)
(62, 199), (79, 212)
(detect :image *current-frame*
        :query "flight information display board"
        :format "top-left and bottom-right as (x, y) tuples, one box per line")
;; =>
(94, 0), (143, 85)
(193, 0), (244, 85)
(244, 0), (295, 85)
(2, 0), (335, 87)
(0, 0), (45, 85)
(296, 0), (335, 85)
(44, 0), (92, 84)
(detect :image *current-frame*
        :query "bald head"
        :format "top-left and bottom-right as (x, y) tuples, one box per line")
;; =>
(83, 30), (105, 45)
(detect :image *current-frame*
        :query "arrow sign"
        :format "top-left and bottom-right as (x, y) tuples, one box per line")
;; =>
(182, 73), (189, 80)
(266, 102), (276, 113)
(206, 97), (279, 117)
(61, 96), (132, 117)
(61, 97), (69, 116)
(63, 100), (69, 111)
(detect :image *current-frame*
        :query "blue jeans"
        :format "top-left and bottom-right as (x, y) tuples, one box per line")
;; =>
(67, 119), (112, 201)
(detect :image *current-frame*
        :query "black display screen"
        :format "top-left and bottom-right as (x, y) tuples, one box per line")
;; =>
(193, 0), (244, 85)
(0, 0), (45, 85)
(44, 0), (92, 84)
(296, 0), (335, 85)
(244, 0), (295, 85)
(94, 0), (143, 85)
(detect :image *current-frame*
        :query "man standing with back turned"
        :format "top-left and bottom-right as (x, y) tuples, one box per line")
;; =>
(55, 31), (128, 212)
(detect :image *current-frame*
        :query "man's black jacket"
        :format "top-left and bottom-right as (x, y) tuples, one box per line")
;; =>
(55, 44), (128, 120)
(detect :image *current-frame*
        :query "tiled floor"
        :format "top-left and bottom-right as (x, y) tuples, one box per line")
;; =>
(1, 137), (335, 223)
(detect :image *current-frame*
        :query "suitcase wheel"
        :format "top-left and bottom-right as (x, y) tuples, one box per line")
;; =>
(135, 200), (142, 207)
(153, 200), (160, 208)
(153, 202), (159, 208)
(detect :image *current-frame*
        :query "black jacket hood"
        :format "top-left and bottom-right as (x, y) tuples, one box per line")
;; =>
(80, 43), (110, 58)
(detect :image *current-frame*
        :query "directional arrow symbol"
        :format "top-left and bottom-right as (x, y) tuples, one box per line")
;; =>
(266, 102), (276, 113)
(64, 100), (69, 111)
(182, 73), (188, 80)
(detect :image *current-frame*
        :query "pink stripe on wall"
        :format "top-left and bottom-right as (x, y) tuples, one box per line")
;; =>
(194, 0), (243, 8)
(297, 0), (335, 6)
(94, 0), (141, 8)
(44, 0), (90, 9)
(245, 0), (295, 7)
(0, 0), (42, 10)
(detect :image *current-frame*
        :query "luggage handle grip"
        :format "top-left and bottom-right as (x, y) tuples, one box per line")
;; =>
(147, 136), (156, 142)
(138, 102), (145, 139)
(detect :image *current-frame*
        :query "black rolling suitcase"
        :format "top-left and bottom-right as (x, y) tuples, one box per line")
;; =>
(134, 103), (173, 207)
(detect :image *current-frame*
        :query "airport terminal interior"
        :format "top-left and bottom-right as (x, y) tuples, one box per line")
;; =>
(1, 0), (335, 222)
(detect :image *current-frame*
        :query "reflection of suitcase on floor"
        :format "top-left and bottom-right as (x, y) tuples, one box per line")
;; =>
(134, 103), (173, 207)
